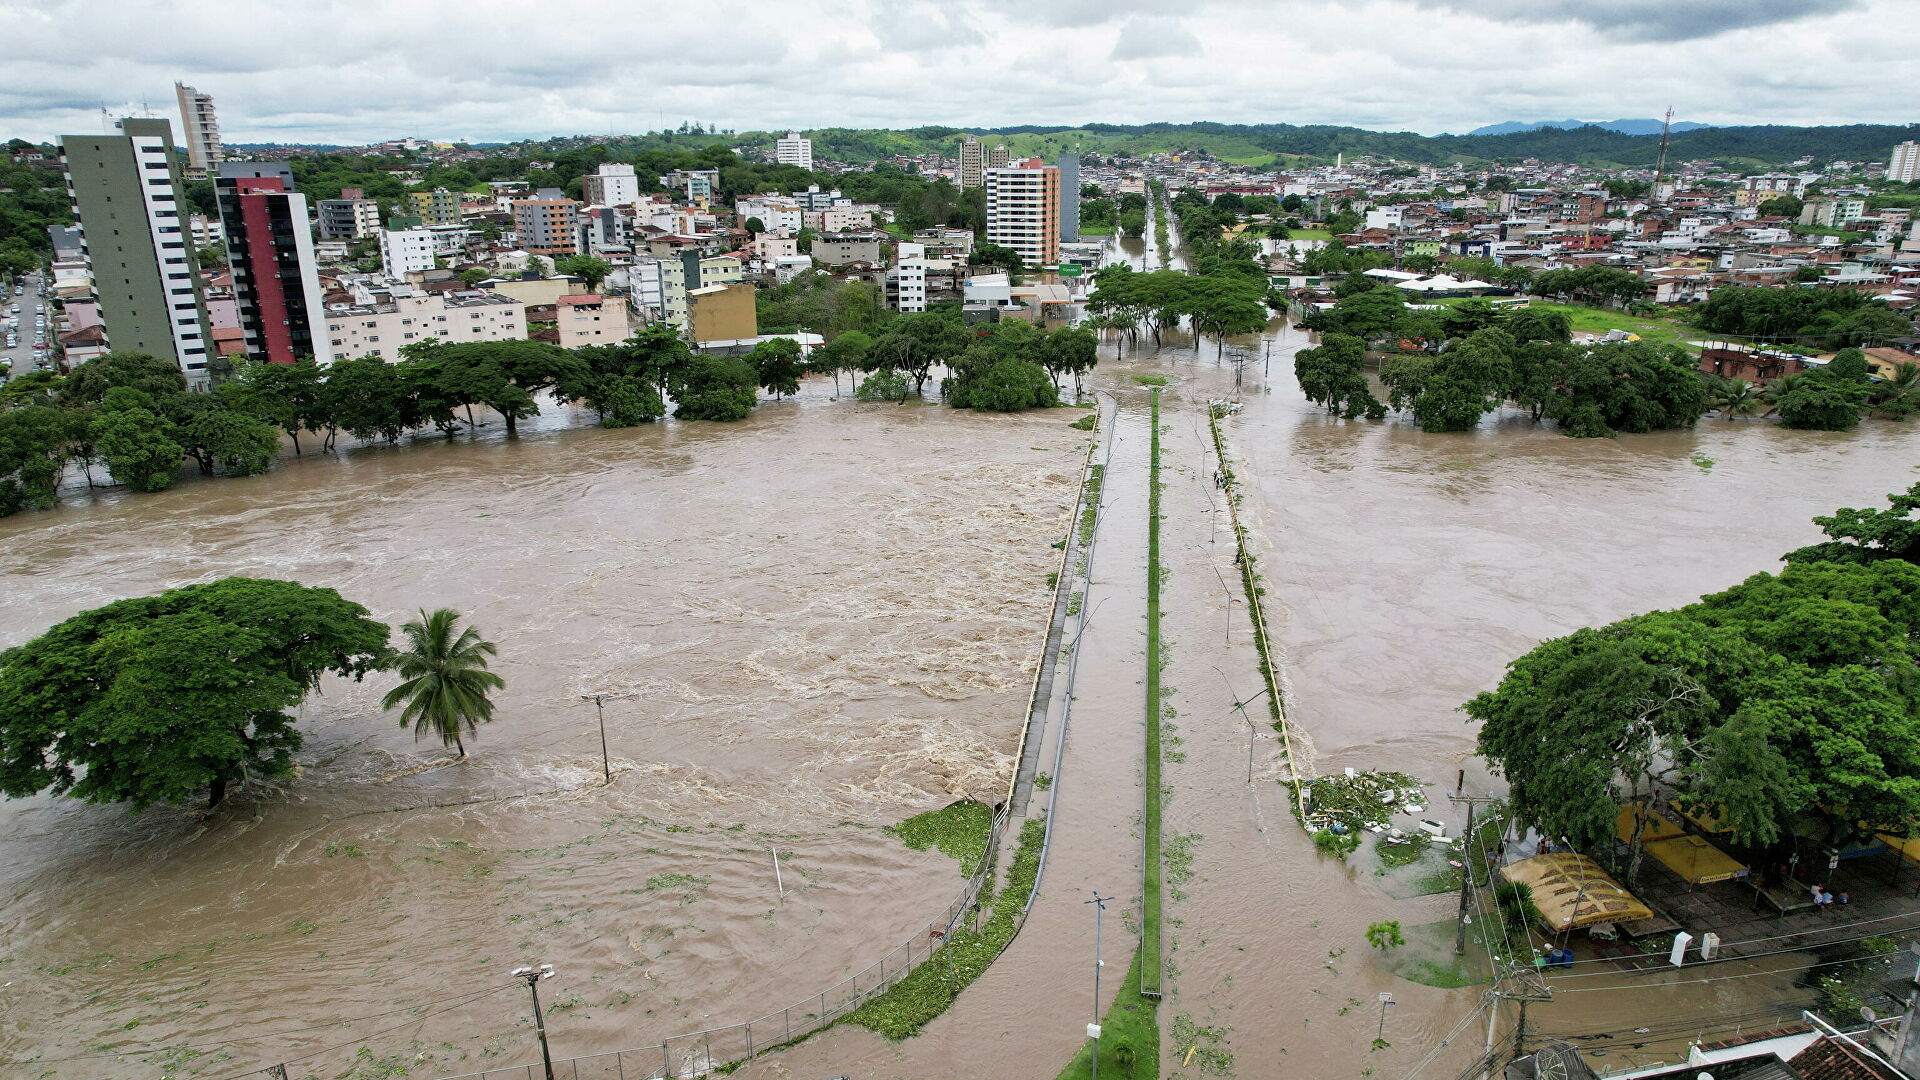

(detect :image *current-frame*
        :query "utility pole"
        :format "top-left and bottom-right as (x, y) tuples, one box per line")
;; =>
(579, 695), (611, 783)
(1652, 106), (1674, 204)
(1086, 892), (1115, 1080)
(1511, 999), (1530, 1061)
(1449, 785), (1503, 956)
(513, 963), (558, 1080)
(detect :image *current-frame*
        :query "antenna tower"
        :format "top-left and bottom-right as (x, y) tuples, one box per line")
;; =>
(1651, 106), (1674, 202)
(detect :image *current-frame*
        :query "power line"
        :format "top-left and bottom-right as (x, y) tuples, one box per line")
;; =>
(1396, 994), (1494, 1080)
(1542, 921), (1920, 984)
(1537, 908), (1920, 971)
(1552, 949), (1895, 994)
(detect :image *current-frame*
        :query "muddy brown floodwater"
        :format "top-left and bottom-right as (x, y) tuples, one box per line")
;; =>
(1124, 321), (1920, 1080)
(0, 387), (1085, 1079)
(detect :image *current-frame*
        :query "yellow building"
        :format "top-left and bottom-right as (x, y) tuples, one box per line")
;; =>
(687, 282), (758, 344)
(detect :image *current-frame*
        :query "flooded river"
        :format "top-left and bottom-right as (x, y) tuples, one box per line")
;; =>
(4, 237), (1917, 1080)
(0, 390), (1084, 1078)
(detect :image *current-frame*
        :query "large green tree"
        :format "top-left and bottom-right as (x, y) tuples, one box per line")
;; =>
(1294, 333), (1384, 419)
(671, 355), (759, 421)
(1468, 555), (1920, 874)
(91, 405), (183, 492)
(943, 345), (1059, 412)
(0, 578), (390, 809)
(0, 404), (67, 516)
(1783, 483), (1920, 567)
(747, 336), (805, 399)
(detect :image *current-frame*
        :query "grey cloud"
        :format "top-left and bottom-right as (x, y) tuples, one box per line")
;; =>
(869, 2), (985, 50)
(1110, 16), (1201, 60)
(973, 0), (1200, 30)
(1407, 0), (1854, 42)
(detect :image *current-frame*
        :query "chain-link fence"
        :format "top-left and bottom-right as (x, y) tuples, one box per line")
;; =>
(422, 808), (1005, 1080)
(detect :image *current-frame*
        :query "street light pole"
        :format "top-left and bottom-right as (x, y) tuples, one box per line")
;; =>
(512, 963), (557, 1080)
(579, 695), (610, 783)
(1086, 891), (1115, 1080)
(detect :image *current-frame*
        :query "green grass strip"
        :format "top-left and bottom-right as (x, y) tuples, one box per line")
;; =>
(1207, 408), (1309, 822)
(1142, 389), (1165, 997)
(890, 800), (997, 878)
(1053, 946), (1161, 1080)
(846, 818), (1047, 1040)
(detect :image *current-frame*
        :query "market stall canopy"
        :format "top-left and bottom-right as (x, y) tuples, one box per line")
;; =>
(1501, 853), (1654, 931)
(1646, 834), (1746, 885)
(1616, 802), (1686, 845)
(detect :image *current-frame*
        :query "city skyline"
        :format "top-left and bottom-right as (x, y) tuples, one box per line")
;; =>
(1, 0), (1915, 146)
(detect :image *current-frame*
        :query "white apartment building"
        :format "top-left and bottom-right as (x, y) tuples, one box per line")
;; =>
(318, 197), (382, 240)
(887, 242), (928, 313)
(380, 228), (436, 277)
(984, 159), (1061, 269)
(805, 207), (872, 232)
(736, 196), (805, 234)
(173, 83), (223, 177)
(1365, 206), (1404, 231)
(958, 136), (983, 189)
(556, 293), (633, 348)
(583, 163), (641, 207)
(325, 291), (527, 362)
(774, 132), (813, 172)
(1892, 141), (1920, 184)
(189, 212), (223, 247)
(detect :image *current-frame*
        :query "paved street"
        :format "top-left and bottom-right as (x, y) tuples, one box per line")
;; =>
(1, 270), (50, 381)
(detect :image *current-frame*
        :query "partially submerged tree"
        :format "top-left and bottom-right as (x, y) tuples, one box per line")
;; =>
(381, 608), (503, 759)
(0, 578), (390, 810)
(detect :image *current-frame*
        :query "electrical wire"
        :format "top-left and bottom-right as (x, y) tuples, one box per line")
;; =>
(1551, 948), (1892, 994)
(1396, 994), (1493, 1080)
(1538, 905), (1920, 970)
(1542, 921), (1920, 984)
(1533, 997), (1815, 1043)
(0, 982), (518, 1069)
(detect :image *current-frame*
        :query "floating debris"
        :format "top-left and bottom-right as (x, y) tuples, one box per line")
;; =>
(1299, 769), (1427, 834)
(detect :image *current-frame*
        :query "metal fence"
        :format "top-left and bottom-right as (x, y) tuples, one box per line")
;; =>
(230, 408), (1103, 1080)
(424, 807), (1006, 1080)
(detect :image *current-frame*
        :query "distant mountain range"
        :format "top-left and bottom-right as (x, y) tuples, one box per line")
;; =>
(1465, 119), (1713, 137)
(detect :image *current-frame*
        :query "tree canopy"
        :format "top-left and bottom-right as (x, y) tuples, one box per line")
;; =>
(0, 578), (390, 810)
(1469, 497), (1920, 871)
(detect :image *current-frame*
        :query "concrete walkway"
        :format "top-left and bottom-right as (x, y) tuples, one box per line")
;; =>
(733, 390), (1158, 1079)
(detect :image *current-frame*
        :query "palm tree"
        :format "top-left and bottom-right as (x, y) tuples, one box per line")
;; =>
(1759, 373), (1801, 418)
(381, 608), (504, 758)
(1872, 361), (1920, 420)
(1709, 377), (1762, 419)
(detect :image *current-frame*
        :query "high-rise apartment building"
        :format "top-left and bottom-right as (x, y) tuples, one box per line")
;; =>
(583, 163), (641, 207)
(984, 158), (1060, 269)
(61, 117), (215, 387)
(987, 145), (1012, 170)
(1892, 141), (1920, 183)
(318, 196), (381, 240)
(774, 132), (814, 172)
(173, 83), (223, 178)
(379, 228), (436, 277)
(409, 187), (462, 227)
(958, 136), (983, 189)
(512, 195), (581, 257)
(1057, 153), (1081, 243)
(214, 164), (331, 366)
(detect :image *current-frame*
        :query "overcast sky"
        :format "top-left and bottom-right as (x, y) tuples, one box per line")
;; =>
(2, 0), (1914, 146)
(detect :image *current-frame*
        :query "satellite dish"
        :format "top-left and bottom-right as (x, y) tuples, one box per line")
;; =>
(1863, 1006), (1879, 1022)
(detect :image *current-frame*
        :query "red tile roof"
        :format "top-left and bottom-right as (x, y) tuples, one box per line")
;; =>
(1789, 1035), (1904, 1080)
